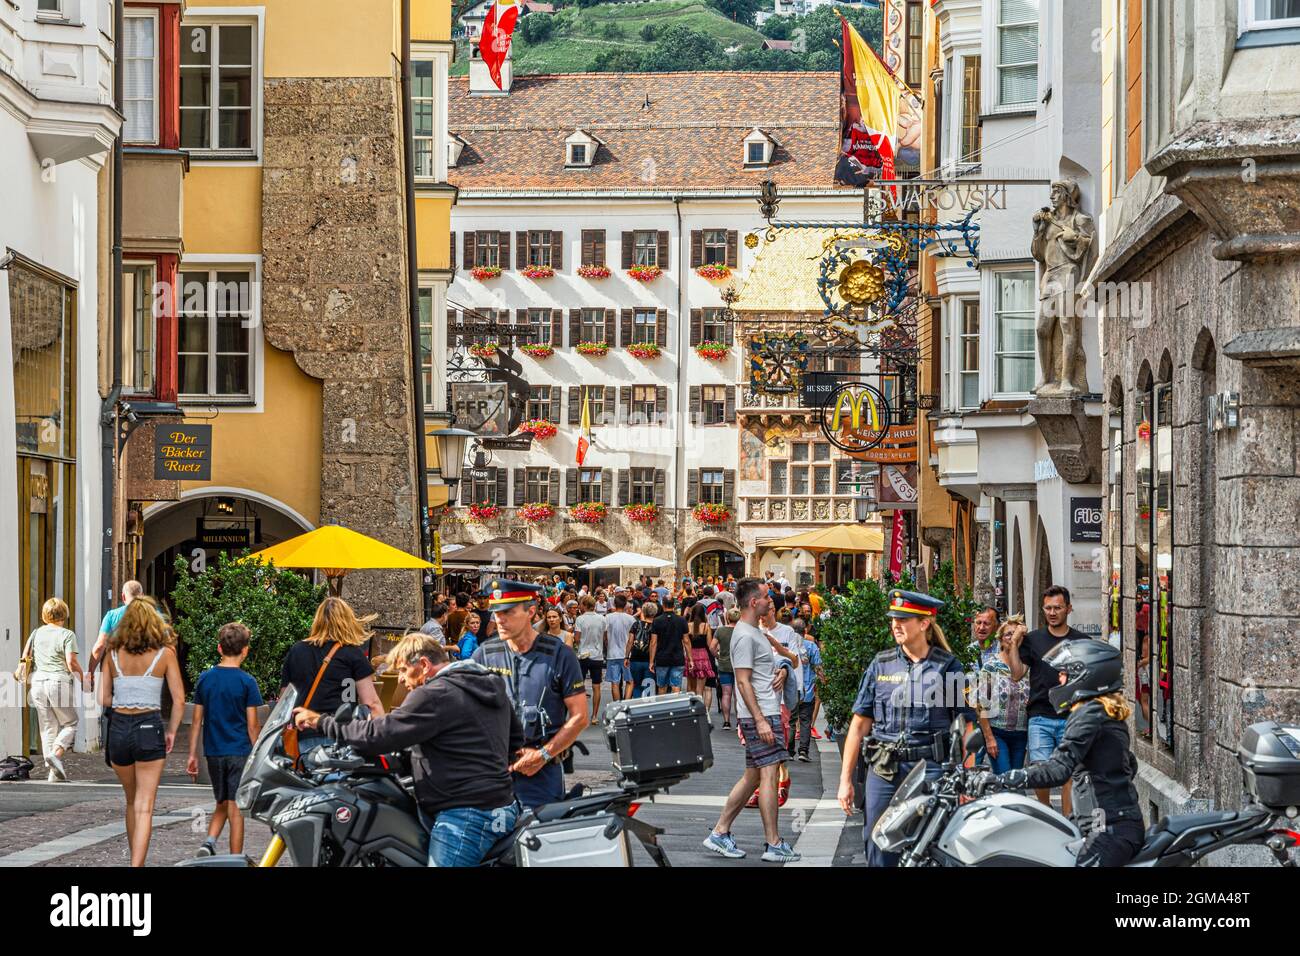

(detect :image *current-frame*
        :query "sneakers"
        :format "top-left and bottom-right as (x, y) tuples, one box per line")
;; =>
(722, 721), (731, 730)
(796, 752), (811, 763)
(702, 831), (746, 859)
(47, 769), (59, 783)
(761, 840), (801, 863)
(196, 839), (217, 858)
(811, 728), (823, 740)
(47, 752), (67, 781)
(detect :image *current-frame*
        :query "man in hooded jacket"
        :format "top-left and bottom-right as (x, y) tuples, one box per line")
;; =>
(293, 633), (522, 867)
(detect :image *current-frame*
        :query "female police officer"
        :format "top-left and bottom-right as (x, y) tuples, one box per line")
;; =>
(836, 589), (973, 867)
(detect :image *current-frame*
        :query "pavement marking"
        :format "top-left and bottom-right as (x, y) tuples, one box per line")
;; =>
(0, 811), (194, 867)
(788, 737), (849, 867)
(647, 793), (822, 811)
(1, 780), (210, 792)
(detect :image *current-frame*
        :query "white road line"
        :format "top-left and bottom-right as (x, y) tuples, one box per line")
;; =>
(0, 812), (193, 867)
(788, 737), (850, 867)
(647, 793), (822, 811)
(1, 780), (210, 791)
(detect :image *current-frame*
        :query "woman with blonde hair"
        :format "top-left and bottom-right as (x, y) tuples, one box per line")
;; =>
(100, 596), (186, 866)
(24, 597), (85, 781)
(279, 596), (385, 754)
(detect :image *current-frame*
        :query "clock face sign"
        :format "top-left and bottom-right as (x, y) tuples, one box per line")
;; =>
(819, 383), (892, 453)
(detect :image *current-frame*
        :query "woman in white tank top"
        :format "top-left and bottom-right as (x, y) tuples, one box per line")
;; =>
(98, 596), (185, 867)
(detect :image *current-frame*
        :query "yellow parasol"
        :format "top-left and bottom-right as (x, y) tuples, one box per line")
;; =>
(765, 524), (885, 554)
(242, 524), (433, 596)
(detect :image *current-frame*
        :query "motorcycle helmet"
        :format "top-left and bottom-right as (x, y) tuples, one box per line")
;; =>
(1045, 638), (1123, 713)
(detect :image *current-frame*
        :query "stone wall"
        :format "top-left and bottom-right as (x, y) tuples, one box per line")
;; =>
(261, 73), (422, 627)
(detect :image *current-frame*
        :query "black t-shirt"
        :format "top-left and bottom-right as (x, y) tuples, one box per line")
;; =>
(652, 613), (688, 667)
(281, 642), (375, 716)
(1020, 627), (1090, 719)
(628, 620), (653, 662)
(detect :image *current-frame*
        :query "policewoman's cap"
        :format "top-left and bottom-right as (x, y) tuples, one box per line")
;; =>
(886, 589), (946, 619)
(480, 579), (545, 609)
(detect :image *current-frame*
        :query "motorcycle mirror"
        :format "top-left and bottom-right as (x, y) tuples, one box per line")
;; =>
(335, 703), (353, 724)
(964, 729), (984, 758)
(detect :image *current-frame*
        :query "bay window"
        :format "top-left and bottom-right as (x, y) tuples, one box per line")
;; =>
(996, 0), (1038, 107)
(124, 11), (158, 144)
(994, 270), (1035, 394)
(122, 263), (157, 394)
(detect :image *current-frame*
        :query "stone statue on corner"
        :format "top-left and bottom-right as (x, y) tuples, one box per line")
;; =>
(1031, 179), (1095, 396)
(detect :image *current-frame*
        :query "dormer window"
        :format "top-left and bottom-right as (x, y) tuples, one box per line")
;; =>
(448, 133), (465, 168)
(743, 128), (774, 167)
(565, 129), (597, 168)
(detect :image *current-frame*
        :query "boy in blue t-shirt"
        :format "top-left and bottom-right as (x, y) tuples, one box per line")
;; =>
(186, 622), (263, 857)
(791, 626), (823, 762)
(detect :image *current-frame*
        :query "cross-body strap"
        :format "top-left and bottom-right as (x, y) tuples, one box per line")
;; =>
(302, 643), (341, 709)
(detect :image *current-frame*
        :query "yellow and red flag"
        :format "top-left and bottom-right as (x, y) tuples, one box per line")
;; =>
(835, 14), (901, 187)
(479, 0), (520, 91)
(575, 387), (591, 466)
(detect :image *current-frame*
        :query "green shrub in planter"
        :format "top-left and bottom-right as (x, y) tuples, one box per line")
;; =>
(170, 551), (326, 702)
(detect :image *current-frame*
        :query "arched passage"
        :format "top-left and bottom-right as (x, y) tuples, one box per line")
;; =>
(686, 536), (746, 584)
(554, 537), (615, 589)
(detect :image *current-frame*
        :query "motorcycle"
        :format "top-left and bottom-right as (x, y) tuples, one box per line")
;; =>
(182, 685), (681, 868)
(871, 717), (1300, 867)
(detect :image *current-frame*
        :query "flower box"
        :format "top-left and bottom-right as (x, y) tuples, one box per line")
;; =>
(576, 341), (609, 357)
(695, 341), (729, 361)
(695, 264), (731, 280)
(521, 265), (555, 279)
(626, 342), (662, 360)
(577, 264), (611, 280)
(624, 503), (660, 524)
(520, 344), (554, 359)
(693, 503), (732, 525)
(467, 502), (501, 522)
(519, 503), (555, 523)
(627, 265), (663, 283)
(469, 266), (501, 281)
(570, 502), (607, 524)
(520, 419), (557, 440)
(468, 341), (499, 359)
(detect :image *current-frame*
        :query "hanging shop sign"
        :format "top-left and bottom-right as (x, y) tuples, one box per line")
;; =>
(876, 463), (918, 506)
(480, 434), (534, 452)
(1070, 497), (1103, 543)
(450, 382), (509, 436)
(195, 525), (251, 549)
(749, 331), (810, 394)
(846, 423), (917, 464)
(800, 371), (842, 409)
(819, 382), (893, 453)
(155, 425), (212, 480)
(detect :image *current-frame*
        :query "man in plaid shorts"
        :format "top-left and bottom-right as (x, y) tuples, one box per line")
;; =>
(702, 577), (800, 863)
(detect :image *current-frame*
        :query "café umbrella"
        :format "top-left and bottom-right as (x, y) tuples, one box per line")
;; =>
(764, 523), (885, 584)
(242, 524), (433, 596)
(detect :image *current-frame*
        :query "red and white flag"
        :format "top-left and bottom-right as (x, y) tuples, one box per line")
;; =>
(478, 1), (520, 91)
(888, 510), (905, 579)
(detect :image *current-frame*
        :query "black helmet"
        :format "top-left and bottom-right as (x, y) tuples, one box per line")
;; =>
(1045, 639), (1123, 713)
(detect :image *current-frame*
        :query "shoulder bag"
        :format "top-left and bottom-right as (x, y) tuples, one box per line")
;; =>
(282, 643), (341, 762)
(13, 630), (38, 686)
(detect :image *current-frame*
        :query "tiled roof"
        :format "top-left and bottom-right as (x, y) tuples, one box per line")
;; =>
(448, 71), (852, 191)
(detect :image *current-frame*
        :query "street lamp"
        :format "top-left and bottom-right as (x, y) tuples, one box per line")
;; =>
(428, 427), (477, 491)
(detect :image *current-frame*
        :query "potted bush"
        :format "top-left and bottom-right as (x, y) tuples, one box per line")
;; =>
(624, 503), (659, 523)
(468, 341), (499, 359)
(626, 342), (662, 360)
(577, 264), (611, 280)
(521, 264), (555, 279)
(519, 419), (557, 440)
(467, 501), (501, 521)
(469, 265), (502, 281)
(519, 502), (555, 522)
(570, 502), (607, 524)
(576, 341), (609, 357)
(695, 341), (729, 361)
(692, 502), (731, 525)
(520, 343), (554, 358)
(695, 264), (731, 280)
(627, 264), (662, 283)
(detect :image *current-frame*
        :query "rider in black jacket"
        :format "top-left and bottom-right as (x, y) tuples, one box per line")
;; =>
(978, 639), (1143, 867)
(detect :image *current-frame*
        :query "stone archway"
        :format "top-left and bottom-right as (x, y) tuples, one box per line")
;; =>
(685, 536), (746, 584)
(555, 537), (615, 589)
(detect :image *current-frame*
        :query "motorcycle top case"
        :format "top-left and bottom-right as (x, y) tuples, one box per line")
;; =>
(1237, 720), (1300, 809)
(604, 692), (713, 786)
(515, 813), (630, 867)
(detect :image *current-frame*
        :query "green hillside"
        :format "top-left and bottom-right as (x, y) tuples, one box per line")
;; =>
(452, 0), (767, 76)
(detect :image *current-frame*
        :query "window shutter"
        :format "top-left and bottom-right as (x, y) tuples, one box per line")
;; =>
(689, 385), (701, 423)
(549, 386), (561, 423)
(604, 309), (615, 346)
(548, 468), (560, 506)
(551, 309), (563, 346)
(593, 229), (607, 266)
(498, 231), (511, 270)
(687, 468), (700, 507)
(620, 308), (633, 347)
(726, 230), (738, 268)
(656, 308), (667, 348)
(690, 309), (703, 346)
(550, 230), (563, 270)
(617, 469), (630, 506)
(450, 232), (456, 269)
(619, 385), (632, 425)
(655, 385), (667, 424)
(690, 230), (703, 268)
(516, 308), (527, 337)
(581, 230), (595, 266)
(724, 314), (735, 346)
(653, 468), (666, 507)
(513, 468), (526, 505)
(621, 232), (633, 270)
(569, 308), (581, 346)
(464, 232), (476, 269)
(516, 231), (528, 269)
(657, 231), (669, 269)
(568, 386), (581, 425)
(725, 384), (736, 423)
(566, 467), (579, 504)
(601, 468), (612, 504)
(723, 468), (736, 507)
(494, 468), (507, 505)
(447, 308), (458, 348)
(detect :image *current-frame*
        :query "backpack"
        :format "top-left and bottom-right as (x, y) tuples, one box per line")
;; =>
(630, 621), (652, 656)
(0, 756), (34, 781)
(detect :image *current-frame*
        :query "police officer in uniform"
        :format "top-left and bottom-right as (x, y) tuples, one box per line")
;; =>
(837, 589), (973, 867)
(471, 579), (587, 809)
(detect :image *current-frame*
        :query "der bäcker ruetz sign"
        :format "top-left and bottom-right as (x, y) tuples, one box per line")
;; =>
(155, 424), (212, 480)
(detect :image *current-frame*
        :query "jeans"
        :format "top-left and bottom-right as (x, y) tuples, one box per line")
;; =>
(1027, 715), (1069, 763)
(987, 728), (1028, 774)
(654, 665), (685, 690)
(629, 662), (653, 697)
(419, 801), (520, 867)
(790, 699), (815, 755)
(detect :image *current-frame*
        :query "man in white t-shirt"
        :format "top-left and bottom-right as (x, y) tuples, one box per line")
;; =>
(702, 578), (800, 864)
(603, 594), (636, 702)
(760, 605), (800, 792)
(573, 595), (607, 724)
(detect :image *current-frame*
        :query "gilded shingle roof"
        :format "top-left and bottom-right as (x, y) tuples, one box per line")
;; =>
(736, 227), (843, 312)
(448, 71), (852, 191)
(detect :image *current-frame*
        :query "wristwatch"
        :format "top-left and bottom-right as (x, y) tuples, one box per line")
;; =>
(537, 745), (553, 763)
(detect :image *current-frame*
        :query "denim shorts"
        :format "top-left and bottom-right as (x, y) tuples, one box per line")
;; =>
(605, 660), (631, 684)
(717, 671), (734, 686)
(1027, 715), (1069, 763)
(107, 710), (166, 766)
(654, 665), (685, 689)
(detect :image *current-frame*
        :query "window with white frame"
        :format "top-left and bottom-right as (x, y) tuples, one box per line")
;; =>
(958, 299), (980, 409)
(525, 467), (550, 502)
(746, 141), (766, 165)
(702, 230), (728, 265)
(37, 0), (64, 16)
(418, 288), (434, 407)
(632, 231), (659, 267)
(178, 269), (255, 400)
(474, 231), (500, 268)
(701, 307), (727, 342)
(583, 385), (606, 424)
(960, 56), (982, 163)
(122, 263), (156, 394)
(580, 308), (605, 344)
(528, 308), (551, 345)
(996, 0), (1038, 107)
(629, 467), (656, 505)
(632, 308), (657, 345)
(577, 468), (603, 503)
(700, 469), (725, 504)
(180, 22), (256, 151)
(527, 385), (552, 421)
(527, 231), (552, 267)
(994, 271), (1035, 394)
(701, 385), (726, 425)
(412, 59), (435, 177)
(1243, 0), (1300, 30)
(123, 12), (158, 144)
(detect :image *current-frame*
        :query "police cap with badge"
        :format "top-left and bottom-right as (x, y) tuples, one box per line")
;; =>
(885, 589), (946, 619)
(480, 578), (545, 610)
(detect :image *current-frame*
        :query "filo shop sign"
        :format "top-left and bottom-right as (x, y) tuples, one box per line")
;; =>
(155, 424), (212, 481)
